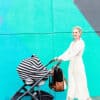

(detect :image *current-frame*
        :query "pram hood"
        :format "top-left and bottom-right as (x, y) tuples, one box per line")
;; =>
(17, 55), (49, 81)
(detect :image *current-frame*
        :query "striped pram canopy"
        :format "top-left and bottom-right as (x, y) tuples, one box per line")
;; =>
(17, 55), (49, 81)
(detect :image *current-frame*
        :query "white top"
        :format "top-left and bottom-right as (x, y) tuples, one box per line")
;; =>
(58, 38), (85, 61)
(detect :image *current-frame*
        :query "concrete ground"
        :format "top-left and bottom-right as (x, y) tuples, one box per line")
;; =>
(92, 96), (100, 100)
(74, 97), (100, 100)
(22, 96), (100, 100)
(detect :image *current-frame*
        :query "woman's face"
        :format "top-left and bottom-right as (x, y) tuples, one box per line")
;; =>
(72, 28), (81, 40)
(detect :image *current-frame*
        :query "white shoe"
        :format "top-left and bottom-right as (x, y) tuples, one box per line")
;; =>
(87, 97), (92, 100)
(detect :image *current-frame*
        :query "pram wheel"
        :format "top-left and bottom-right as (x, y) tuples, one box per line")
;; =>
(11, 92), (23, 100)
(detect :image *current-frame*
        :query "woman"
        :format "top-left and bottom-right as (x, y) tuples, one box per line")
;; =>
(54, 26), (91, 100)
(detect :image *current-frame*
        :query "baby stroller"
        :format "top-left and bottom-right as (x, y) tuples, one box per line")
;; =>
(11, 55), (61, 100)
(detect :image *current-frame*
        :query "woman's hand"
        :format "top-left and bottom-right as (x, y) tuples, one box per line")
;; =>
(53, 57), (58, 61)
(54, 57), (62, 61)
(49, 69), (54, 75)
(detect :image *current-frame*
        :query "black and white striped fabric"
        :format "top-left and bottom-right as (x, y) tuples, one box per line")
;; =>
(17, 55), (49, 81)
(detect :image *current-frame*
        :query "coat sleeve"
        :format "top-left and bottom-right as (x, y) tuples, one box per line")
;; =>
(58, 41), (84, 61)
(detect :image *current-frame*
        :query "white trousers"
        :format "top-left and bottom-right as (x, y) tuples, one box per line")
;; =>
(66, 61), (90, 100)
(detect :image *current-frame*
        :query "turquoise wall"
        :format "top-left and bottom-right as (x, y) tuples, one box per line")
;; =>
(0, 0), (100, 99)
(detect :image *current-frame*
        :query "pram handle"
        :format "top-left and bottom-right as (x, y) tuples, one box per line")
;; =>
(44, 59), (55, 67)
(45, 59), (62, 67)
(55, 60), (62, 67)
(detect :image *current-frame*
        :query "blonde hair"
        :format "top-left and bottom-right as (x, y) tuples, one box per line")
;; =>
(73, 26), (82, 34)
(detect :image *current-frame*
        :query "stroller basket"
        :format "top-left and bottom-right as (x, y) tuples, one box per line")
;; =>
(36, 90), (53, 100)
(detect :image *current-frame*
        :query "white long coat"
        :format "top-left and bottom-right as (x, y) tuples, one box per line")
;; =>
(58, 38), (90, 100)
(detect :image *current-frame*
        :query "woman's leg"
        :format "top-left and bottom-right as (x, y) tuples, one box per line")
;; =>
(75, 71), (91, 100)
(66, 69), (75, 100)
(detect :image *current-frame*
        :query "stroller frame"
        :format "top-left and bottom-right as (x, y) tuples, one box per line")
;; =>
(11, 60), (61, 100)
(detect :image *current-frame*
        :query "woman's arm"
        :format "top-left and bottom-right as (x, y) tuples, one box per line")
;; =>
(57, 41), (84, 61)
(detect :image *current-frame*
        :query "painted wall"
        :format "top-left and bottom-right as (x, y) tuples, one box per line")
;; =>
(0, 0), (100, 99)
